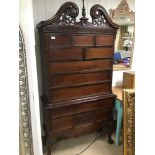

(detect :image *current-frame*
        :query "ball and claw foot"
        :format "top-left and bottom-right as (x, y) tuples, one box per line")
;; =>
(108, 137), (114, 144)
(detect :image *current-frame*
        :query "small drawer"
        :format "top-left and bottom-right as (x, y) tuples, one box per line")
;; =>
(74, 36), (93, 46)
(51, 116), (72, 132)
(74, 108), (112, 127)
(74, 111), (94, 126)
(96, 36), (114, 46)
(48, 35), (71, 46)
(48, 48), (82, 61)
(85, 47), (113, 59)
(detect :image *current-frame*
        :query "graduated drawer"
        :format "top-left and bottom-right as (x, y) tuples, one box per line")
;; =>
(49, 71), (111, 87)
(85, 47), (113, 59)
(74, 108), (113, 127)
(48, 59), (112, 74)
(50, 82), (111, 102)
(48, 35), (71, 46)
(48, 48), (82, 61)
(49, 97), (115, 118)
(73, 36), (94, 46)
(96, 35), (114, 46)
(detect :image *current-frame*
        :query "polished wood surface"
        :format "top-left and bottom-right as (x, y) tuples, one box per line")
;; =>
(48, 59), (112, 73)
(38, 2), (119, 154)
(112, 87), (122, 101)
(123, 71), (135, 89)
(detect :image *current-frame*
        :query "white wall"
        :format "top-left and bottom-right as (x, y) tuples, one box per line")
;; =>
(19, 0), (43, 155)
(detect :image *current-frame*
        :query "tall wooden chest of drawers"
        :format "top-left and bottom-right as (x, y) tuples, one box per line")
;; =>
(37, 2), (119, 153)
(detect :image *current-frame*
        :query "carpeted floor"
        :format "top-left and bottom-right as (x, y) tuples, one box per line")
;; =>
(43, 132), (122, 155)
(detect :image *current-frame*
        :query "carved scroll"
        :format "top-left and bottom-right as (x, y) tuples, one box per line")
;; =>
(90, 4), (119, 29)
(38, 2), (119, 31)
(38, 2), (79, 27)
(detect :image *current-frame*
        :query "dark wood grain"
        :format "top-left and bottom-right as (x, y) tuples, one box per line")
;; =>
(49, 71), (111, 87)
(85, 47), (114, 59)
(50, 82), (111, 102)
(48, 59), (112, 74)
(48, 35), (71, 46)
(73, 36), (94, 46)
(48, 48), (83, 61)
(96, 35), (114, 46)
(49, 96), (115, 118)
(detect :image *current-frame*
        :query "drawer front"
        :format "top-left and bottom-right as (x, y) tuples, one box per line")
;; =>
(85, 47), (113, 59)
(74, 36), (93, 46)
(48, 48), (82, 61)
(50, 82), (111, 102)
(48, 59), (112, 74)
(48, 35), (71, 46)
(74, 108), (112, 127)
(96, 36), (114, 46)
(50, 97), (114, 118)
(49, 71), (111, 87)
(50, 108), (112, 133)
(50, 120), (110, 138)
(51, 116), (72, 132)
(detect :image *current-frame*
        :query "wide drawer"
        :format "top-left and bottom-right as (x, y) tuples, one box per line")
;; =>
(50, 120), (110, 138)
(49, 96), (115, 118)
(48, 59), (112, 74)
(49, 70), (111, 87)
(50, 82), (111, 102)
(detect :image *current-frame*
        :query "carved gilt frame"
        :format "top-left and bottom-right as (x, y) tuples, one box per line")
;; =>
(19, 26), (34, 155)
(109, 0), (135, 22)
(123, 89), (135, 155)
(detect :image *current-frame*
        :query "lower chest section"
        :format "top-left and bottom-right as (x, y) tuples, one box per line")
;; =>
(44, 96), (115, 138)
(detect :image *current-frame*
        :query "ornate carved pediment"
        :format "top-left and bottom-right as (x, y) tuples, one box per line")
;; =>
(38, 1), (119, 32)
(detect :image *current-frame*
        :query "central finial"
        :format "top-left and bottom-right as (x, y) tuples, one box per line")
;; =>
(82, 0), (86, 17)
(80, 0), (89, 25)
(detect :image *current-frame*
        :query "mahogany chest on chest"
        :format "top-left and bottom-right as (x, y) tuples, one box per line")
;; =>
(38, 2), (119, 148)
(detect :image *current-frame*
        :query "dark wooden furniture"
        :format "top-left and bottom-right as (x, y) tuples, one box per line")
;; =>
(38, 2), (119, 154)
